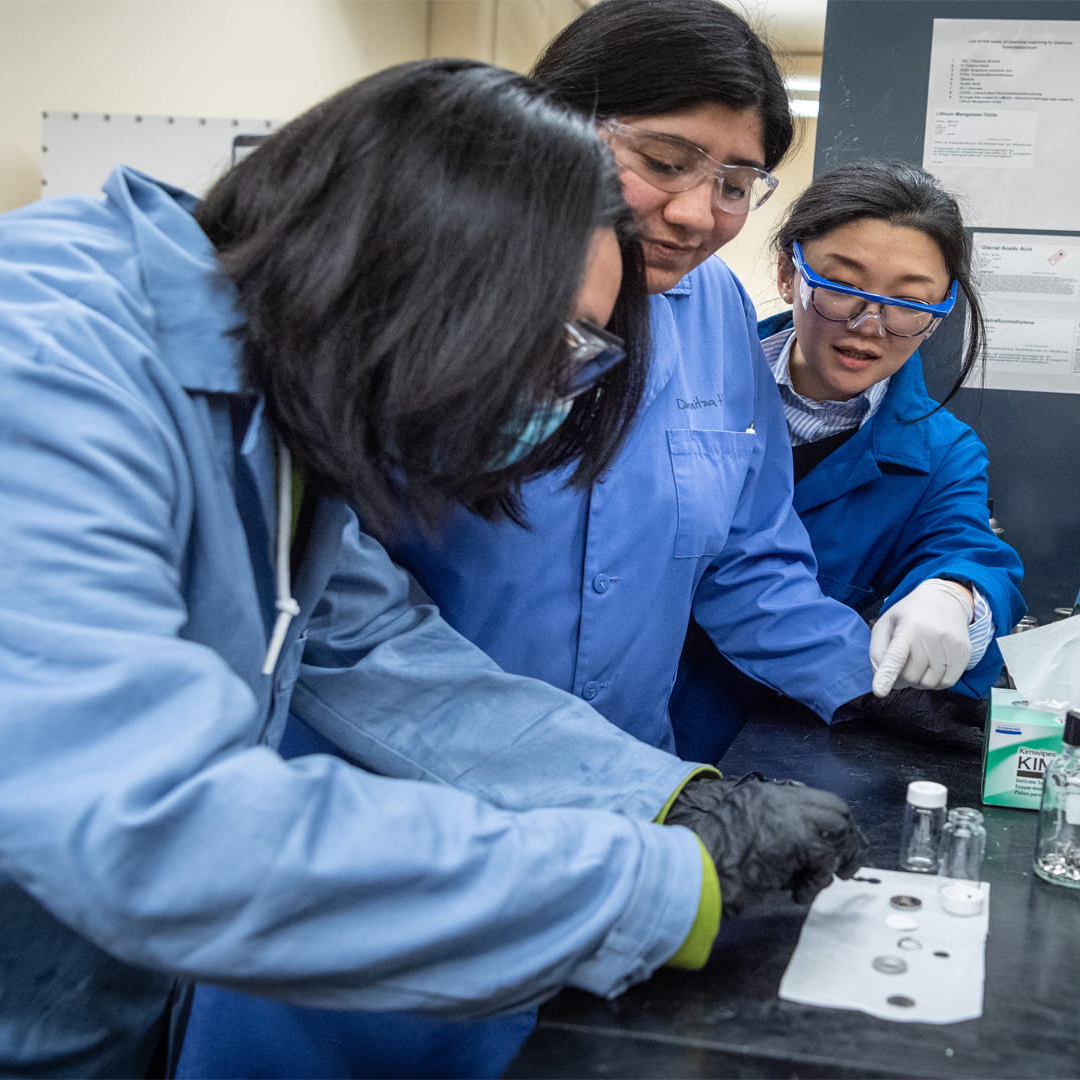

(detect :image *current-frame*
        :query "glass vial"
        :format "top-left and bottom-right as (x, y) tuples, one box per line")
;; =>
(899, 781), (947, 873)
(937, 807), (986, 881)
(1033, 710), (1080, 889)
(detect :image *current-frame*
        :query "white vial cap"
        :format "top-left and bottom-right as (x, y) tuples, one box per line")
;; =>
(906, 780), (947, 808)
(939, 883), (984, 916)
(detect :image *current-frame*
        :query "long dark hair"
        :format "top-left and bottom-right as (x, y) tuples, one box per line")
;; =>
(772, 159), (983, 409)
(196, 59), (648, 539)
(532, 0), (794, 171)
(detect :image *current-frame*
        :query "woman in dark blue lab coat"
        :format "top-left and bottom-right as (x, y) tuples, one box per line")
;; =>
(675, 160), (1026, 763)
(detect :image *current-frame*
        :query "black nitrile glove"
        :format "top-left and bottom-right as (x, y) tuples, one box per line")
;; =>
(835, 688), (987, 750)
(665, 773), (869, 917)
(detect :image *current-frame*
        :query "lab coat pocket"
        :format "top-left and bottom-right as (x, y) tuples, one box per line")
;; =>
(668, 428), (755, 558)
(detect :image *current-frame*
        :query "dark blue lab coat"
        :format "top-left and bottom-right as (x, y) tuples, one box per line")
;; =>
(671, 312), (1025, 763)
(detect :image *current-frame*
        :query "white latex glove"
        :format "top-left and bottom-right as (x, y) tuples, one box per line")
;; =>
(870, 578), (974, 697)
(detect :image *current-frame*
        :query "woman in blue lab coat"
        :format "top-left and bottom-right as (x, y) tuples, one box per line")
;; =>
(382, 0), (879, 755)
(675, 160), (1026, 762)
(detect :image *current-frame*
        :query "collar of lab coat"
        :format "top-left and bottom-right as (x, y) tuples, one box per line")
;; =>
(643, 265), (697, 410)
(103, 165), (246, 395)
(104, 166), (351, 613)
(757, 314), (935, 509)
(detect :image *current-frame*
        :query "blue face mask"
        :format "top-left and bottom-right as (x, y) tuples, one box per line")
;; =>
(489, 399), (574, 470)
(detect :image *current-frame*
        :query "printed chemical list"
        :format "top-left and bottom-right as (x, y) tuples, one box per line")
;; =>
(923, 19), (1080, 230)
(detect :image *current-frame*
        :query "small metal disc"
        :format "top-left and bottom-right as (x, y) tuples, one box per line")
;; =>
(897, 936), (922, 951)
(887, 995), (916, 1008)
(872, 955), (908, 975)
(890, 894), (922, 911)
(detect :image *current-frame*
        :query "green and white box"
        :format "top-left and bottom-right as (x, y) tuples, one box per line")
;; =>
(982, 688), (1066, 809)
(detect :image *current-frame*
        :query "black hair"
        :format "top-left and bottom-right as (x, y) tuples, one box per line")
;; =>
(532, 0), (794, 170)
(772, 159), (984, 410)
(196, 58), (648, 539)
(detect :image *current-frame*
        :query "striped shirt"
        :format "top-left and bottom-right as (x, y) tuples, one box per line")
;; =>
(770, 330), (890, 446)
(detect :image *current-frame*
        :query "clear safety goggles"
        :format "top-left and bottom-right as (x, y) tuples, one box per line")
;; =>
(602, 120), (779, 215)
(791, 240), (958, 338)
(561, 319), (626, 399)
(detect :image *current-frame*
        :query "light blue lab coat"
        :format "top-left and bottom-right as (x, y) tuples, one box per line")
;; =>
(390, 258), (874, 751)
(0, 168), (705, 1078)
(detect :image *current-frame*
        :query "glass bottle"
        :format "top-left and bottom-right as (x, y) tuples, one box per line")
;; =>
(899, 781), (947, 873)
(1033, 710), (1080, 889)
(937, 807), (986, 881)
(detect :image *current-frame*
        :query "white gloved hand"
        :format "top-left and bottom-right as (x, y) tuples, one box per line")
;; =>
(870, 578), (974, 697)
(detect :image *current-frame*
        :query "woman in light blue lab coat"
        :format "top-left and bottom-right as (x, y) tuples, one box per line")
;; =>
(675, 160), (1026, 762)
(0, 59), (869, 1079)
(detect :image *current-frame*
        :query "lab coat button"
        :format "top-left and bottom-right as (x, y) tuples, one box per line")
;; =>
(592, 573), (610, 593)
(582, 681), (600, 700)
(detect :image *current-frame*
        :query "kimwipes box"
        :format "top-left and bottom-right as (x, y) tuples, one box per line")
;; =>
(982, 688), (1066, 810)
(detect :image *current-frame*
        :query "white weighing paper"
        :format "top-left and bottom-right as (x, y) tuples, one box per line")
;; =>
(779, 868), (989, 1024)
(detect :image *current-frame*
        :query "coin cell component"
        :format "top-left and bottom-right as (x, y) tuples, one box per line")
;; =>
(939, 883), (985, 917)
(885, 913), (919, 932)
(872, 955), (908, 975)
(889, 894), (923, 911)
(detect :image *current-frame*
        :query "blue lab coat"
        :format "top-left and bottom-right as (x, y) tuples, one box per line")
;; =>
(671, 313), (1026, 762)
(759, 311), (1025, 698)
(0, 167), (707, 1078)
(388, 257), (874, 751)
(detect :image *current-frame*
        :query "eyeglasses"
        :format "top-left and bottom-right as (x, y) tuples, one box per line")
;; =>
(562, 319), (626, 398)
(791, 240), (958, 338)
(602, 120), (778, 214)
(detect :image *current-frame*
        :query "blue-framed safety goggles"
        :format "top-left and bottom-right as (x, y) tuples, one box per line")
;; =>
(791, 240), (958, 338)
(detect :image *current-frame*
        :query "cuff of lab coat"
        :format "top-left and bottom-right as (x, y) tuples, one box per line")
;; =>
(569, 819), (707, 1000)
(821, 663), (878, 723)
(653, 765), (722, 823)
(665, 837), (720, 969)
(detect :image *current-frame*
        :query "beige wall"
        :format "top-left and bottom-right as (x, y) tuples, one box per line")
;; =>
(0, 0), (818, 310)
(0, 0), (431, 213)
(722, 54), (821, 317)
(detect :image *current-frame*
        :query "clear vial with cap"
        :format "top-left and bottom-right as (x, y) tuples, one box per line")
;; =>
(937, 807), (986, 881)
(899, 781), (947, 873)
(1033, 710), (1080, 889)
